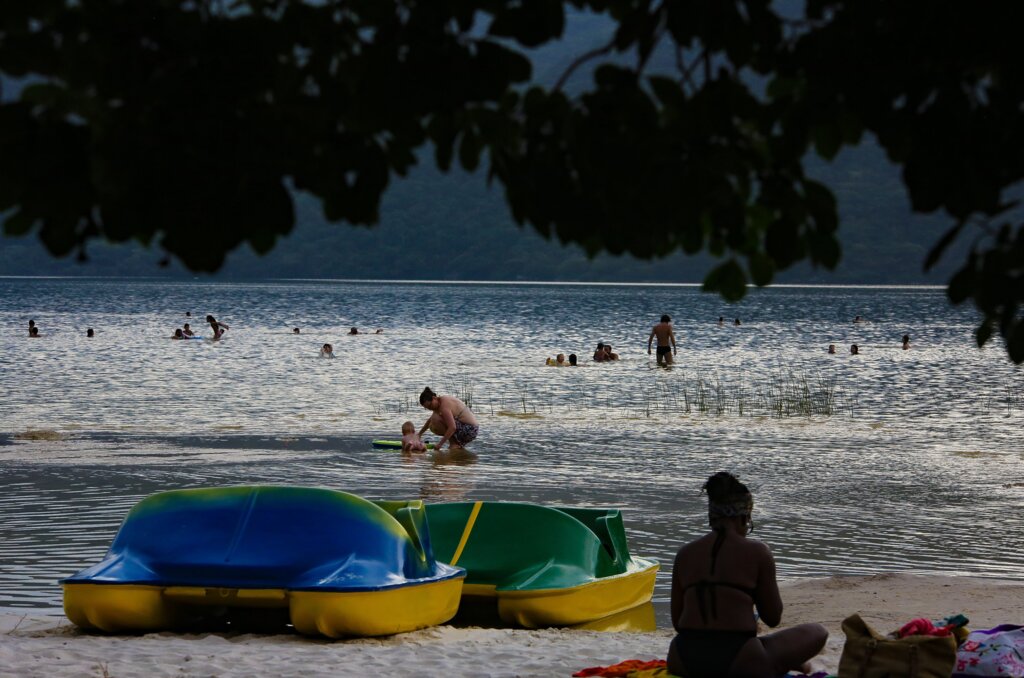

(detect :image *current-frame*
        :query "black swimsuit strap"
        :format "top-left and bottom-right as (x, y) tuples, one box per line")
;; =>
(710, 527), (726, 575)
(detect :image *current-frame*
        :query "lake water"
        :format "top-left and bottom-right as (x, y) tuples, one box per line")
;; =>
(1, 278), (1023, 628)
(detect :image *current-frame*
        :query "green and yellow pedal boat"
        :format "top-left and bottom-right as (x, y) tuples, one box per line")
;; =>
(425, 501), (658, 628)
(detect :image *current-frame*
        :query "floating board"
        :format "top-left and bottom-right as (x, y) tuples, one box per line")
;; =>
(372, 440), (436, 450)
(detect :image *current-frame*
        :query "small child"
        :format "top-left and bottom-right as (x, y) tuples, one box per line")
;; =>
(320, 343), (335, 358)
(401, 421), (427, 452)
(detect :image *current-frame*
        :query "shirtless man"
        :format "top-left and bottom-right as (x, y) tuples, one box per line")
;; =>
(417, 387), (479, 450)
(648, 314), (678, 365)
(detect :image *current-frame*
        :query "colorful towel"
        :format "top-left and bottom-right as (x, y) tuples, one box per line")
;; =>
(571, 658), (834, 678)
(572, 660), (668, 677)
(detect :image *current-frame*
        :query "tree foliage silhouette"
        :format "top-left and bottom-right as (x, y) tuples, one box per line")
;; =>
(1, 0), (1022, 360)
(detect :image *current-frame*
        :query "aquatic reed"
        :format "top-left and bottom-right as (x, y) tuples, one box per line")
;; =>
(374, 369), (844, 420)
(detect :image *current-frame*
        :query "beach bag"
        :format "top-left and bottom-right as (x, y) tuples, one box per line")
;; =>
(838, 613), (957, 678)
(953, 624), (1024, 677)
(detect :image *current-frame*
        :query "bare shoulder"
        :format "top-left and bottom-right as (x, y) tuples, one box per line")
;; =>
(743, 537), (774, 561)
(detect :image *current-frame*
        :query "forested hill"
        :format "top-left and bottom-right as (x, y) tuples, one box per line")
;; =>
(0, 136), (968, 285)
(0, 6), (969, 286)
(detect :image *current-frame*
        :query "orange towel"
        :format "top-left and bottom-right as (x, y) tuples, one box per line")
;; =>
(573, 659), (668, 677)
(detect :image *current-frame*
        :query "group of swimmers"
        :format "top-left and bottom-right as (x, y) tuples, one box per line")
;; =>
(170, 313), (228, 340)
(25, 319), (94, 338)
(546, 314), (911, 367)
(828, 334), (911, 355)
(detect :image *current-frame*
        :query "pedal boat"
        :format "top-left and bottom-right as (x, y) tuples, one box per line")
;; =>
(62, 486), (465, 637)
(425, 501), (658, 628)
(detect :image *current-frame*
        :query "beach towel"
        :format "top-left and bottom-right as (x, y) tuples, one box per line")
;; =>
(572, 659), (668, 677)
(953, 624), (1024, 677)
(571, 659), (832, 678)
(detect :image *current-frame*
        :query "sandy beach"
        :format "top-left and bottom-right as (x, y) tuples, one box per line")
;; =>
(2, 574), (1022, 677)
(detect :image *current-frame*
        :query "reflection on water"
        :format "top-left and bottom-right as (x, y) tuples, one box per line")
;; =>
(1, 279), (1023, 629)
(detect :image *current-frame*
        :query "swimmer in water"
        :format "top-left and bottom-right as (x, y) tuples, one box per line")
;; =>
(828, 344), (836, 354)
(206, 315), (229, 340)
(850, 344), (859, 355)
(320, 343), (335, 358)
(902, 334), (910, 350)
(293, 327), (300, 334)
(29, 326), (40, 338)
(182, 323), (194, 337)
(568, 353), (578, 366)
(86, 328), (94, 338)
(349, 327), (359, 335)
(172, 328), (185, 340)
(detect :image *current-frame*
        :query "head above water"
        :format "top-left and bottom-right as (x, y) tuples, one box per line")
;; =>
(851, 344), (859, 355)
(419, 387), (438, 408)
(293, 327), (300, 334)
(174, 328), (184, 338)
(402, 421), (415, 435)
(568, 354), (577, 365)
(703, 471), (753, 530)
(661, 314), (671, 323)
(86, 328), (94, 337)
(596, 342), (604, 350)
(828, 344), (836, 354)
(902, 334), (910, 343)
(322, 343), (332, 352)
(206, 315), (215, 323)
(349, 327), (358, 335)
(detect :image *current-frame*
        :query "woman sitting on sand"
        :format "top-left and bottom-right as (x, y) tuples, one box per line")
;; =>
(668, 472), (827, 678)
(417, 387), (479, 451)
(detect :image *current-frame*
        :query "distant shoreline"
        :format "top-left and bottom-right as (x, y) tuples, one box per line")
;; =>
(0, 275), (948, 290)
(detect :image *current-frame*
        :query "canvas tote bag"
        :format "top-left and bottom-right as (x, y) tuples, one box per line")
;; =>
(839, 613), (957, 678)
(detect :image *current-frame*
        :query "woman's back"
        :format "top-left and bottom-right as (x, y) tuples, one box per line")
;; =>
(673, 530), (781, 632)
(667, 472), (827, 678)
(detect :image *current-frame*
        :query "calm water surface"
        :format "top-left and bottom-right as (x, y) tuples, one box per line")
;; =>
(2, 278), (1023, 627)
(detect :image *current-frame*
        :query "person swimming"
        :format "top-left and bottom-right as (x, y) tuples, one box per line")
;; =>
(172, 328), (185, 340)
(902, 334), (910, 350)
(207, 315), (229, 340)
(293, 327), (301, 334)
(850, 344), (859, 355)
(349, 327), (359, 335)
(828, 344), (836, 354)
(568, 354), (578, 366)
(320, 343), (335, 358)
(86, 328), (94, 338)
(182, 323), (194, 337)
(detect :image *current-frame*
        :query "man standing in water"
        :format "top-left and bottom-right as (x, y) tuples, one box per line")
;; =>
(648, 314), (678, 366)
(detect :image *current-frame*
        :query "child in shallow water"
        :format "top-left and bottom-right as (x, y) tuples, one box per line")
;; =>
(401, 421), (427, 452)
(319, 343), (334, 358)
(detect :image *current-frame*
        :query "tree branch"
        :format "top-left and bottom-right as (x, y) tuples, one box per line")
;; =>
(554, 39), (617, 91)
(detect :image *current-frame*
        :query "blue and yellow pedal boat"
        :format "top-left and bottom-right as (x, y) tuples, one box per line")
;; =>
(425, 501), (658, 629)
(62, 486), (465, 637)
